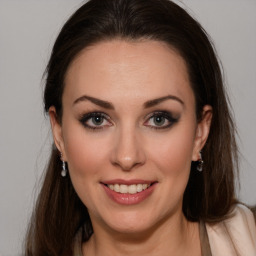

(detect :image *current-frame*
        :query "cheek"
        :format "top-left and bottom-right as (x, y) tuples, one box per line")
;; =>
(62, 121), (110, 179)
(148, 124), (196, 179)
(62, 125), (112, 208)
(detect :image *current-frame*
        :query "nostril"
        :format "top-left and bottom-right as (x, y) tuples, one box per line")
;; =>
(112, 156), (141, 171)
(110, 139), (146, 171)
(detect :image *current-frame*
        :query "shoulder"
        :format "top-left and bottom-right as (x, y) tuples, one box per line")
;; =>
(251, 205), (256, 220)
(205, 204), (256, 256)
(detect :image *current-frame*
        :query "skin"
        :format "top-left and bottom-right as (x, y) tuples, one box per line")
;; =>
(50, 40), (212, 256)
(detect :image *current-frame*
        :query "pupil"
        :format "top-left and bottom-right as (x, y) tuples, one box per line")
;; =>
(154, 116), (165, 126)
(93, 116), (103, 125)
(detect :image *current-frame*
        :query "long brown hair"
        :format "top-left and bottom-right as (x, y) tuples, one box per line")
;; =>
(25, 0), (238, 255)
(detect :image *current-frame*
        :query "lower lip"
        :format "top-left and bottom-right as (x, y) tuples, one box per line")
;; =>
(102, 183), (157, 205)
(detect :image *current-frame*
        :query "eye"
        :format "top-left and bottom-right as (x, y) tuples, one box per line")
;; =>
(144, 111), (178, 129)
(152, 116), (166, 126)
(79, 112), (112, 130)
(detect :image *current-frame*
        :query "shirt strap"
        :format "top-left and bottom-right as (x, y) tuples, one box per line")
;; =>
(199, 220), (212, 256)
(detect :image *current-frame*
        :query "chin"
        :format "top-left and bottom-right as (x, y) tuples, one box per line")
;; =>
(97, 209), (165, 236)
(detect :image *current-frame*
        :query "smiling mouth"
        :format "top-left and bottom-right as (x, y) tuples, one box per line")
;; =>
(103, 183), (156, 194)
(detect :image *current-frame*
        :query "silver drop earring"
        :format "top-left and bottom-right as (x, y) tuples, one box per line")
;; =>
(60, 153), (67, 177)
(197, 151), (203, 172)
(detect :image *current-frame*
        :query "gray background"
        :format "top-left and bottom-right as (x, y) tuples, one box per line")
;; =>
(0, 0), (255, 255)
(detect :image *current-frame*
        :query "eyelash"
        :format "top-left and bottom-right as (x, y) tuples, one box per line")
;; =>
(79, 111), (179, 131)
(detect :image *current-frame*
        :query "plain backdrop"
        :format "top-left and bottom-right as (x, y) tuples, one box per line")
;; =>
(0, 1), (255, 255)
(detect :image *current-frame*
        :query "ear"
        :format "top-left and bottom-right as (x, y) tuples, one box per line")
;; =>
(49, 106), (67, 161)
(192, 105), (212, 161)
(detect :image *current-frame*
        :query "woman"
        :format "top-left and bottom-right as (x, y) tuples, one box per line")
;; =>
(25, 0), (256, 255)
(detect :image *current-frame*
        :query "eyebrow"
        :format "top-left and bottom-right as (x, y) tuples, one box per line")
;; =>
(143, 95), (184, 108)
(73, 95), (114, 109)
(73, 94), (184, 109)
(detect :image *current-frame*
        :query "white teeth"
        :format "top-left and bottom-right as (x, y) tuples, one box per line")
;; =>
(107, 184), (150, 194)
(142, 184), (148, 190)
(120, 184), (128, 193)
(114, 184), (120, 192)
(137, 184), (143, 192)
(128, 184), (137, 194)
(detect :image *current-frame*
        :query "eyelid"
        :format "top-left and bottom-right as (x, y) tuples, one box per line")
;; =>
(79, 111), (110, 121)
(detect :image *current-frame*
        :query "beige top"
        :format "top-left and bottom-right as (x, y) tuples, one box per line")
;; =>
(73, 204), (256, 256)
(205, 204), (256, 256)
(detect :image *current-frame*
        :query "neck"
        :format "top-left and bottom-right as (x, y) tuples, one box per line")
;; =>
(83, 212), (200, 256)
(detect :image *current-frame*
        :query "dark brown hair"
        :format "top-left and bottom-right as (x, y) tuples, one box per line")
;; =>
(25, 0), (238, 255)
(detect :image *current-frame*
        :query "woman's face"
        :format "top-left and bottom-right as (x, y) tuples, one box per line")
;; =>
(50, 40), (211, 234)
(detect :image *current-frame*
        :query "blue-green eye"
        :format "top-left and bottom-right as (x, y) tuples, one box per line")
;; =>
(152, 116), (166, 126)
(145, 111), (178, 129)
(80, 112), (112, 130)
(91, 116), (104, 125)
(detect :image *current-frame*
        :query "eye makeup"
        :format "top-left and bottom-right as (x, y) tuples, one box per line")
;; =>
(144, 110), (180, 130)
(79, 111), (112, 130)
(78, 109), (180, 131)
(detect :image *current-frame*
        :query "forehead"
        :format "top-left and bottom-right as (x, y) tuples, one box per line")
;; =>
(64, 39), (194, 107)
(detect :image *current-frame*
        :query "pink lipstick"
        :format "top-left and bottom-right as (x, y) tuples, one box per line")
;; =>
(101, 179), (157, 205)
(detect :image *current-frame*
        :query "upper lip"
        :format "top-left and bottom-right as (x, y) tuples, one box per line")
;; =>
(101, 179), (157, 185)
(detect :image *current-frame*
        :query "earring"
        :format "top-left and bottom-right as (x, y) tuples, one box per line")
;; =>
(197, 151), (203, 172)
(60, 153), (67, 177)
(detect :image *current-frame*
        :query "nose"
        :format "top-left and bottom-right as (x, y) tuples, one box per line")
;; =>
(110, 126), (146, 171)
